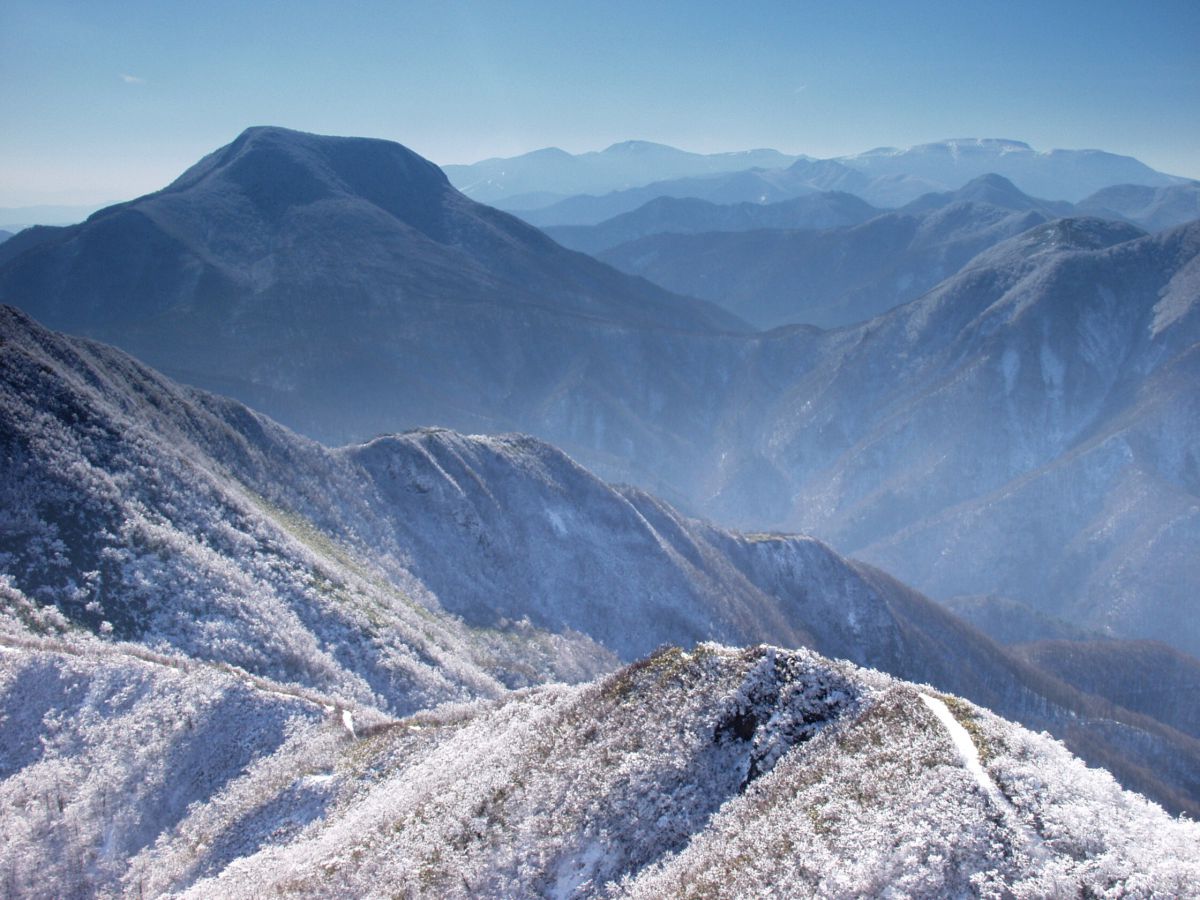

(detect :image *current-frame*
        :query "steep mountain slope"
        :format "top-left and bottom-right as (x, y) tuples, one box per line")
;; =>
(0, 629), (369, 897)
(544, 191), (880, 255)
(7, 643), (1193, 898)
(719, 220), (1200, 656)
(1, 130), (1195, 670)
(444, 140), (800, 204)
(3, 305), (1199, 816)
(1012, 639), (1200, 741)
(600, 176), (1072, 328)
(0, 305), (615, 712)
(1077, 181), (1200, 232)
(943, 594), (1103, 645)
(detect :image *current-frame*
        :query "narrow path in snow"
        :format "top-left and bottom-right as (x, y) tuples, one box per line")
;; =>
(919, 693), (1047, 860)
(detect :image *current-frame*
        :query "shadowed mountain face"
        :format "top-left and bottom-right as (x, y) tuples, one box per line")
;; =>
(723, 219), (1200, 656)
(598, 175), (1074, 328)
(5, 641), (1197, 898)
(4, 304), (1200, 818)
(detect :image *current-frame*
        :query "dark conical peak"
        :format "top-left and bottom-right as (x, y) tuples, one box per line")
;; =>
(165, 126), (453, 229)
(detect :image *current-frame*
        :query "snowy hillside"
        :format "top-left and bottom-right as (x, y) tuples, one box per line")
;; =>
(4, 642), (1194, 897)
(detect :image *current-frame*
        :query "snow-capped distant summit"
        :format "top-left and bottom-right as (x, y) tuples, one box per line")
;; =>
(600, 139), (680, 154)
(850, 138), (1035, 159)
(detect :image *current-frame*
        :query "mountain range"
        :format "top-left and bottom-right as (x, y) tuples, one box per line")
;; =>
(2, 305), (1199, 895)
(544, 191), (881, 257)
(2, 125), (1199, 895)
(595, 174), (1078, 328)
(1, 130), (1197, 664)
(442, 140), (803, 206)
(483, 137), (1191, 225)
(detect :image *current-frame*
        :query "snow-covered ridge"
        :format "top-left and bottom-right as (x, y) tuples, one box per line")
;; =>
(5, 643), (1185, 898)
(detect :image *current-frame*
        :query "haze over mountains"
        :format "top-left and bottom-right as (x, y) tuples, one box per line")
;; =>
(477, 137), (1193, 226)
(594, 174), (1074, 328)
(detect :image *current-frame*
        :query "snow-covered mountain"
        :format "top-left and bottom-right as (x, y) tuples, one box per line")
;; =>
(598, 175), (1088, 328)
(0, 126), (751, 492)
(723, 219), (1200, 658)
(5, 305), (1200, 817)
(3, 638), (1197, 897)
(0, 307), (615, 713)
(442, 141), (802, 205)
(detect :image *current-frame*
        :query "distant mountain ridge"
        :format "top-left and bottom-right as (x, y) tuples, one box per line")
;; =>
(469, 137), (1189, 223)
(597, 175), (1083, 328)
(544, 191), (881, 255)
(1077, 181), (1200, 232)
(835, 137), (1184, 201)
(443, 140), (803, 204)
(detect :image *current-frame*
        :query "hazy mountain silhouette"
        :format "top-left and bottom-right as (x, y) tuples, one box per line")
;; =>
(2, 131), (1196, 667)
(496, 138), (1186, 225)
(0, 127), (748, 478)
(1077, 181), (1200, 232)
(444, 140), (801, 204)
(544, 191), (880, 255)
(598, 175), (1073, 328)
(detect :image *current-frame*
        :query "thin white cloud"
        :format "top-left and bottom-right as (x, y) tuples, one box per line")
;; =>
(119, 73), (146, 85)
(794, 84), (807, 94)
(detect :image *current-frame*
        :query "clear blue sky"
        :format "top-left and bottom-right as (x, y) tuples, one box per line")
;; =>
(2, 0), (1197, 206)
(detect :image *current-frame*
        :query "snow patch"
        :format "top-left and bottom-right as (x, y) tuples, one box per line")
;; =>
(1001, 347), (1020, 394)
(920, 693), (1046, 860)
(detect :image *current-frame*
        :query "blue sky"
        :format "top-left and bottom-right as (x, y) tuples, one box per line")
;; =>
(1, 0), (1197, 206)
